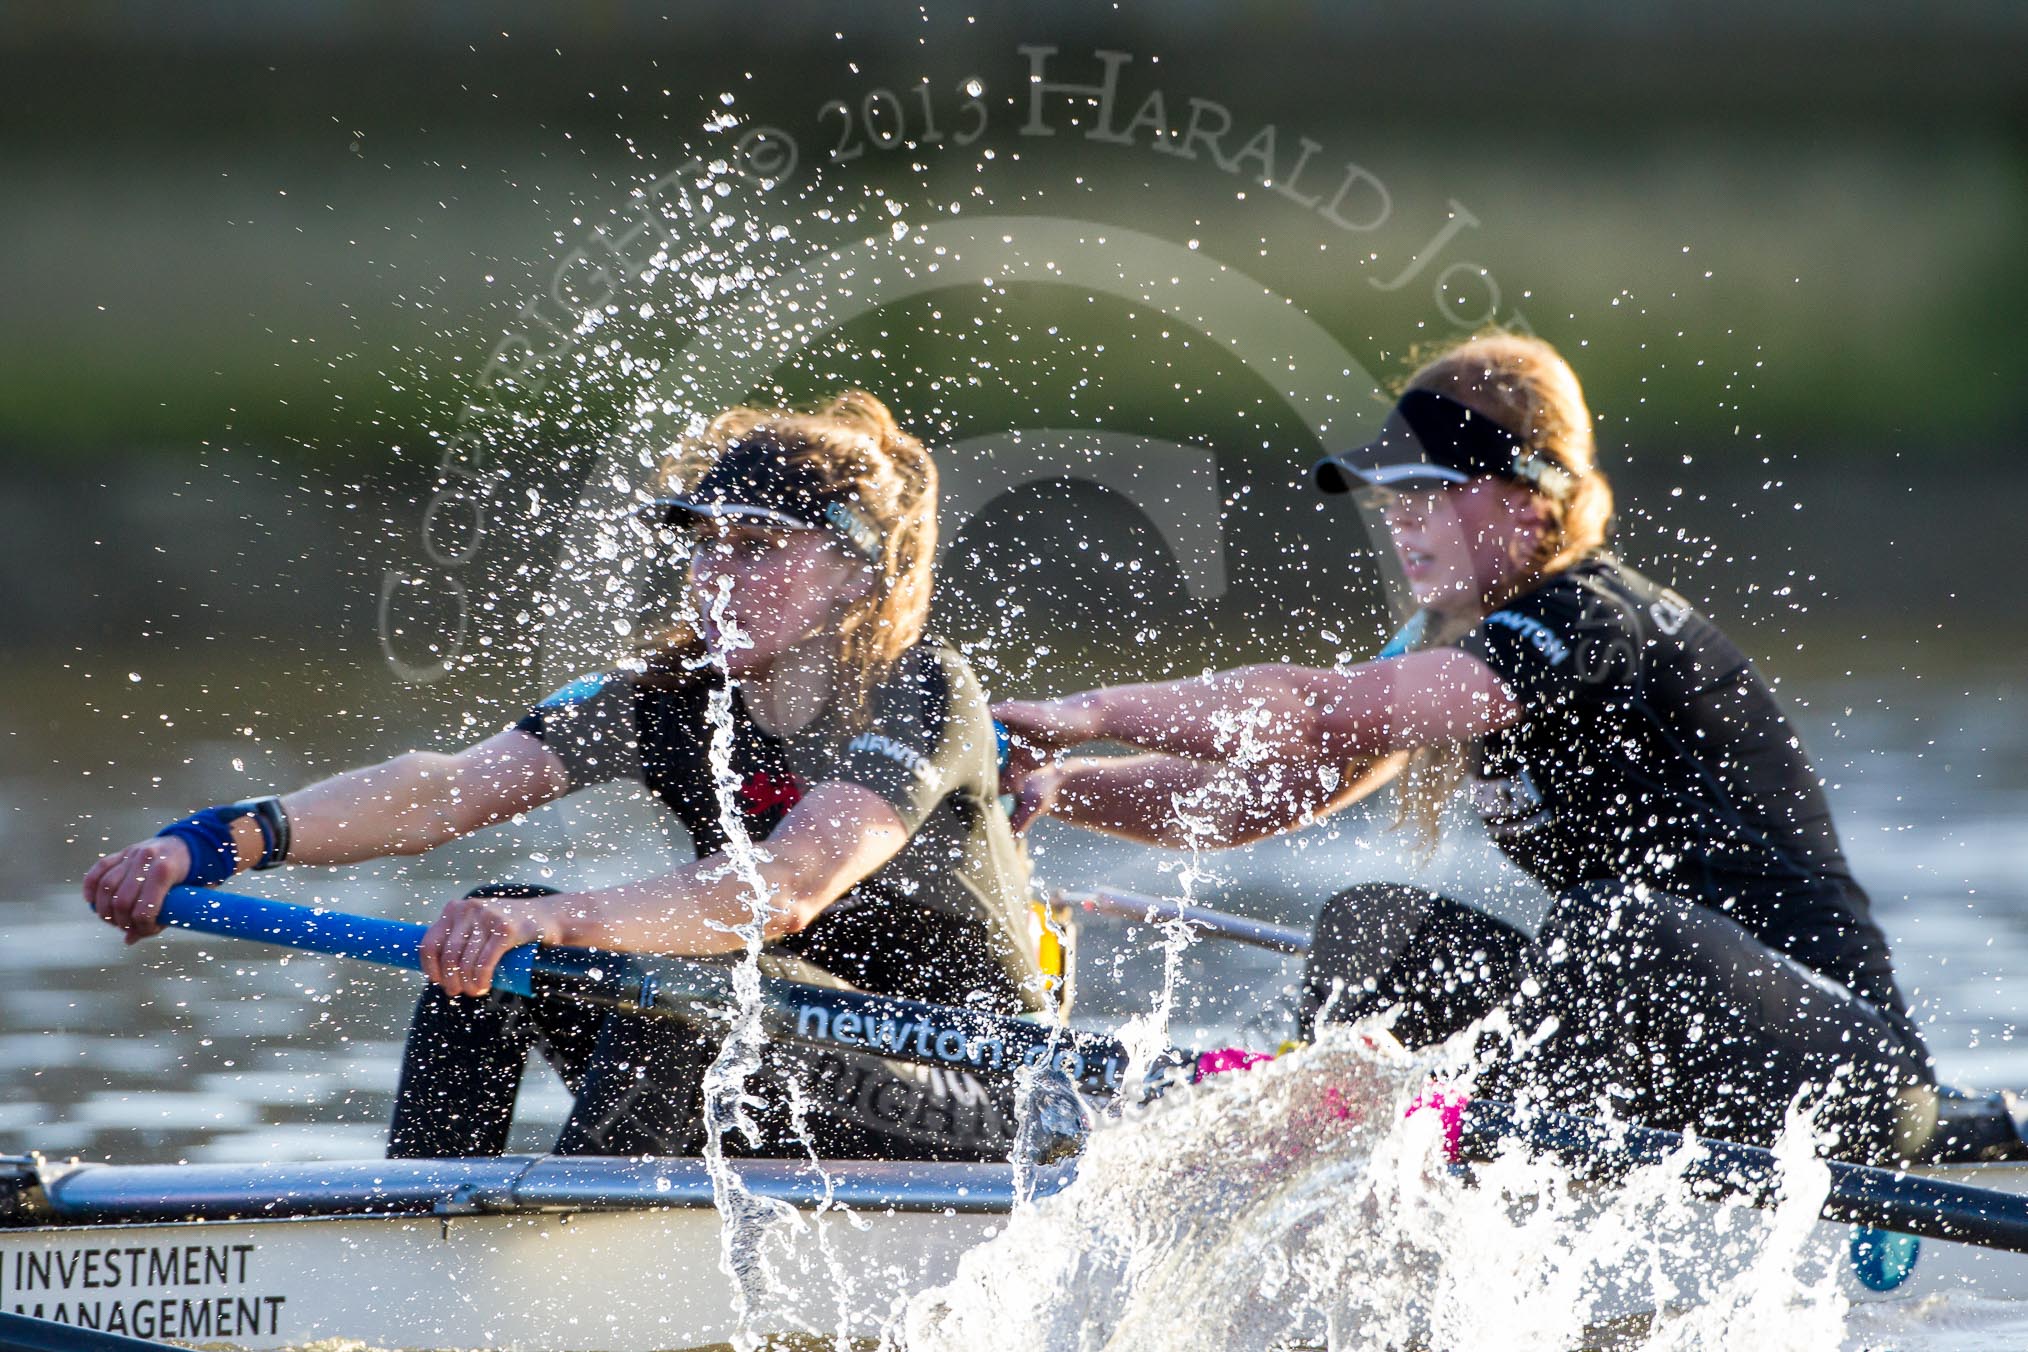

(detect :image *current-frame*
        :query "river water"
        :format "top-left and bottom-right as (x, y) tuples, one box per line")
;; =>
(3, 648), (2024, 1348)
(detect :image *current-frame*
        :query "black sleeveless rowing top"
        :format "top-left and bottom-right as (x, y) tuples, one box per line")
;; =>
(1454, 552), (1909, 1017)
(512, 641), (1043, 1015)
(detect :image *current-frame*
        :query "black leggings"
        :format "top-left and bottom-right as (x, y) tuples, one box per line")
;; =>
(388, 885), (1019, 1161)
(1300, 881), (1937, 1164)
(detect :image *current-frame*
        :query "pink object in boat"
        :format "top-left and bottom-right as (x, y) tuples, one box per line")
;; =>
(1193, 1047), (1275, 1080)
(1405, 1087), (1469, 1162)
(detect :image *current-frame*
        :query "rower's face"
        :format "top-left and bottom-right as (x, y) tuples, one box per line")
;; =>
(1371, 478), (1543, 610)
(685, 522), (869, 673)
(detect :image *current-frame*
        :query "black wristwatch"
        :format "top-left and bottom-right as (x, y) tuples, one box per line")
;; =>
(227, 796), (292, 870)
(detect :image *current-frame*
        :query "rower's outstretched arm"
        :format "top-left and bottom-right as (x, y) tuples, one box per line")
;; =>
(420, 780), (910, 996)
(86, 730), (570, 941)
(283, 730), (570, 864)
(997, 649), (1519, 767)
(1010, 749), (1409, 847)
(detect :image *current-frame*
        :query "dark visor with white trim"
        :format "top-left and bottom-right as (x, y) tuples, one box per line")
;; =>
(639, 434), (883, 565)
(1313, 389), (1567, 496)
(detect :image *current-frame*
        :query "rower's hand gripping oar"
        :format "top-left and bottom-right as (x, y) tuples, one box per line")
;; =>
(153, 884), (690, 1008)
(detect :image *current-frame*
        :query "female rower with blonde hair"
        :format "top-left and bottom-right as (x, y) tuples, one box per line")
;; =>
(996, 332), (1938, 1163)
(86, 390), (1042, 1161)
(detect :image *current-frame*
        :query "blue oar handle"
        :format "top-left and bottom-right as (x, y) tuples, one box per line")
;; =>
(145, 887), (2028, 1250)
(158, 886), (540, 996)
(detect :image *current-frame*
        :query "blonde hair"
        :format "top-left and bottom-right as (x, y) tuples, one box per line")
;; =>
(1388, 329), (1612, 846)
(637, 389), (939, 720)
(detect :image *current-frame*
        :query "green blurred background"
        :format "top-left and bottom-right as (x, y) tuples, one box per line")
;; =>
(7, 3), (2023, 448)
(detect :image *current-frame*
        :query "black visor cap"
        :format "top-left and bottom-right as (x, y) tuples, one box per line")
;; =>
(1313, 388), (1534, 494)
(639, 434), (883, 564)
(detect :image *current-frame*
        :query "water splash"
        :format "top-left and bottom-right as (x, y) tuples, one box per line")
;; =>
(1110, 700), (1281, 1083)
(694, 577), (801, 1351)
(782, 1074), (867, 1352)
(904, 1025), (1846, 1352)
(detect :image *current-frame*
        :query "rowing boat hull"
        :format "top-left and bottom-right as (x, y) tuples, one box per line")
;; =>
(0, 1206), (1002, 1350)
(0, 1156), (1038, 1351)
(3, 1156), (2027, 1349)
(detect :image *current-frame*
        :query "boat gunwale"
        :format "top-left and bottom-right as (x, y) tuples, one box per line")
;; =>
(3, 1154), (1069, 1227)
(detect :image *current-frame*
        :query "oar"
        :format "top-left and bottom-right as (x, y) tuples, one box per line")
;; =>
(1058, 886), (1313, 955)
(154, 886), (1144, 1097)
(149, 887), (2028, 1255)
(1454, 1098), (2028, 1255)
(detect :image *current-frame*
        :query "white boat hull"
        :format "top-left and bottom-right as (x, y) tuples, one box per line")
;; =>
(1574, 1162), (2028, 1324)
(0, 1155), (1031, 1351)
(4, 1156), (2027, 1349)
(0, 1206), (1002, 1351)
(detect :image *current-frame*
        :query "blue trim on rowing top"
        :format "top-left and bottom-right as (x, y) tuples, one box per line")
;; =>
(536, 672), (610, 709)
(1376, 610), (1429, 660)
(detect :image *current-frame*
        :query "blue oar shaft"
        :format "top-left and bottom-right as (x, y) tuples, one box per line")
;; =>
(159, 885), (545, 995)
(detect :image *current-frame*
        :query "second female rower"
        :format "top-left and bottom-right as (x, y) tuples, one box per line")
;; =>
(996, 332), (1938, 1165)
(85, 390), (1043, 1161)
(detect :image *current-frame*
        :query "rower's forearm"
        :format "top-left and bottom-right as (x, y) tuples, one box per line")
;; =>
(1038, 749), (1322, 847)
(1048, 752), (1364, 848)
(279, 754), (492, 867)
(1045, 755), (1230, 847)
(551, 869), (780, 956)
(550, 788), (902, 955)
(1074, 666), (1321, 761)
